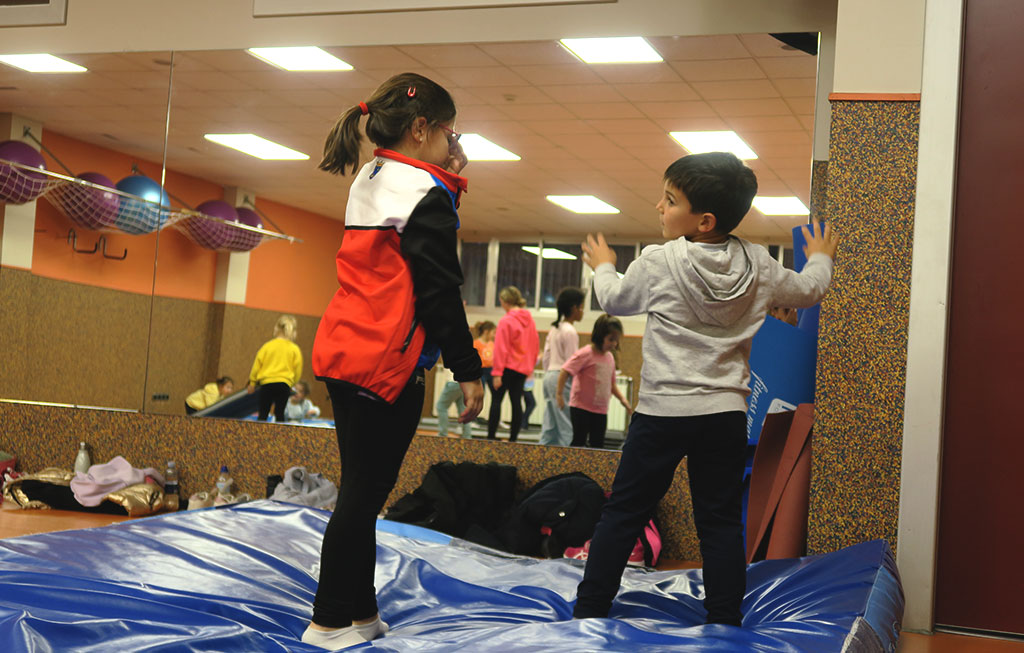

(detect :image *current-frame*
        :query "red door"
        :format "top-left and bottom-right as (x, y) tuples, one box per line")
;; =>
(935, 0), (1024, 635)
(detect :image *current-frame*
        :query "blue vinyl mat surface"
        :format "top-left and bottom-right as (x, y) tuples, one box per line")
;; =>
(0, 501), (902, 652)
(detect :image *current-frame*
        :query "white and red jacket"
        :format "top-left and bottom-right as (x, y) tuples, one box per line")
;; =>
(313, 149), (480, 403)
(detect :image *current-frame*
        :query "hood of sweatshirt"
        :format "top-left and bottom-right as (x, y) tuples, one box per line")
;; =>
(507, 307), (536, 332)
(663, 236), (757, 327)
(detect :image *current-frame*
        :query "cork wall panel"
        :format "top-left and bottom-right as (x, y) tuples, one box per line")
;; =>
(144, 296), (220, 415)
(808, 100), (919, 555)
(0, 268), (150, 410)
(0, 401), (698, 561)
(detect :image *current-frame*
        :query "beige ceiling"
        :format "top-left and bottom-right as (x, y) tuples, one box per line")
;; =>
(0, 33), (817, 244)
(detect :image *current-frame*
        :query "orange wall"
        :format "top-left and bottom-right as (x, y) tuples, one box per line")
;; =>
(28, 130), (344, 314)
(247, 196), (344, 318)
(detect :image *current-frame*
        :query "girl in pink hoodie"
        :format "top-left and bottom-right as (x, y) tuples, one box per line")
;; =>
(488, 286), (539, 442)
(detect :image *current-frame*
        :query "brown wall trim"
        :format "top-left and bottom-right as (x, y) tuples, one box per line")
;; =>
(829, 92), (922, 102)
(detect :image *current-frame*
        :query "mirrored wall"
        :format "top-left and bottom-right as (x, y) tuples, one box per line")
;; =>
(2, 34), (817, 443)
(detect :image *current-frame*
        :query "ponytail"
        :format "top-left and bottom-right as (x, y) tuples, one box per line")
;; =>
(499, 286), (527, 308)
(319, 106), (365, 176)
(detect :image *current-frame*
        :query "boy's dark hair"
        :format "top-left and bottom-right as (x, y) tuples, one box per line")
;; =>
(663, 152), (758, 234)
(590, 314), (623, 346)
(553, 287), (585, 327)
(320, 72), (456, 176)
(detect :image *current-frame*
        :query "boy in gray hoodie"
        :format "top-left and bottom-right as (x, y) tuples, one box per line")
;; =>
(573, 152), (838, 626)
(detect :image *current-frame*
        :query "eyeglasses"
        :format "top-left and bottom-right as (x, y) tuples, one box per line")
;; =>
(438, 124), (461, 145)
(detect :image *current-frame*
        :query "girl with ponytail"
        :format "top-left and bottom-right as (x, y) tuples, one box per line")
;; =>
(306, 72), (482, 649)
(539, 287), (585, 446)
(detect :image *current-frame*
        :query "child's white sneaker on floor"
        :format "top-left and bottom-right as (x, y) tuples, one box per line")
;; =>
(300, 617), (388, 650)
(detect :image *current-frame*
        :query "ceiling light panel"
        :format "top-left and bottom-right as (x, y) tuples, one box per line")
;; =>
(0, 54), (86, 73)
(460, 134), (521, 161)
(559, 37), (663, 64)
(546, 195), (620, 214)
(752, 196), (810, 215)
(204, 134), (310, 160)
(669, 131), (758, 160)
(247, 47), (353, 71)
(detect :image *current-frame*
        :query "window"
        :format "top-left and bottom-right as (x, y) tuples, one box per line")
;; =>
(538, 243), (583, 308)
(591, 244), (638, 312)
(495, 242), (537, 307)
(459, 241), (488, 305)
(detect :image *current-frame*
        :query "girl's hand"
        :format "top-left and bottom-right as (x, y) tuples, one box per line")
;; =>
(557, 395), (565, 410)
(620, 397), (632, 412)
(801, 219), (839, 260)
(458, 380), (484, 423)
(247, 383), (256, 394)
(446, 140), (468, 175)
(493, 376), (503, 390)
(582, 233), (616, 271)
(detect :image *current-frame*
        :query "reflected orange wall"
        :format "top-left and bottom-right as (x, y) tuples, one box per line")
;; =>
(27, 130), (344, 314)
(247, 197), (344, 318)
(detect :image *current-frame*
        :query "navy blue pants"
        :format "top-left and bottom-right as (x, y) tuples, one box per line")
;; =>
(574, 411), (748, 626)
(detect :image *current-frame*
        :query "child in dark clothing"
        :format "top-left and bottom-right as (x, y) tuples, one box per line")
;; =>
(573, 152), (839, 626)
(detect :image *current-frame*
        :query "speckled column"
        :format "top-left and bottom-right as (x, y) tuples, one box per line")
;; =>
(808, 99), (920, 555)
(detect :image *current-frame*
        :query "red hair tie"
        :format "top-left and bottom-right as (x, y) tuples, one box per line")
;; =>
(407, 86), (416, 98)
(358, 101), (369, 115)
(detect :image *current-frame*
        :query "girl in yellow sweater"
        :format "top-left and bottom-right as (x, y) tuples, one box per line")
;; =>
(248, 315), (303, 421)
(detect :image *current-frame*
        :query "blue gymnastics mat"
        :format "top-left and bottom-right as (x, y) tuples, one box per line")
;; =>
(0, 501), (902, 652)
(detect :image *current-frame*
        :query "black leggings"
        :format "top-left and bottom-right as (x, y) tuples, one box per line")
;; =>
(571, 407), (608, 449)
(312, 375), (424, 627)
(257, 382), (291, 421)
(487, 369), (526, 442)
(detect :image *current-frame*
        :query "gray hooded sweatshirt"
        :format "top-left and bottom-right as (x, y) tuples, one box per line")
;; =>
(594, 236), (833, 417)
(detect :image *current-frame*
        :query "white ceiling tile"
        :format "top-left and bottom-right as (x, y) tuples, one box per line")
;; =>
(725, 114), (804, 132)
(436, 66), (530, 87)
(758, 56), (818, 79)
(538, 84), (625, 104)
(397, 44), (502, 68)
(671, 59), (765, 82)
(590, 62), (684, 84)
(497, 103), (574, 121)
(614, 82), (700, 103)
(564, 102), (645, 120)
(709, 98), (793, 117)
(774, 77), (817, 97)
(647, 35), (750, 61)
(477, 41), (578, 66)
(738, 34), (808, 58)
(509, 64), (603, 85)
(585, 119), (665, 135)
(691, 79), (780, 100)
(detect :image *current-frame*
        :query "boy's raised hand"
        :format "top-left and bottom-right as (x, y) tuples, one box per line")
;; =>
(582, 233), (616, 271)
(801, 219), (840, 260)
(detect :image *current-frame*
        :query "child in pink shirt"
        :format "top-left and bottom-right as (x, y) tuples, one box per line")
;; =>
(488, 286), (540, 442)
(557, 314), (632, 448)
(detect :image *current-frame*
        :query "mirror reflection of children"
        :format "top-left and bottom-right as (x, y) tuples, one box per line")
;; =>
(540, 287), (585, 446)
(473, 321), (496, 397)
(488, 286), (539, 443)
(768, 305), (798, 326)
(285, 381), (321, 421)
(184, 376), (233, 415)
(557, 314), (631, 449)
(572, 152), (838, 628)
(435, 361), (473, 439)
(247, 315), (303, 422)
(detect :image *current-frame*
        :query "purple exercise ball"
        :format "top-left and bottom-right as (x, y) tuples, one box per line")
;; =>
(186, 200), (238, 249)
(225, 207), (263, 251)
(0, 140), (48, 204)
(57, 172), (120, 230)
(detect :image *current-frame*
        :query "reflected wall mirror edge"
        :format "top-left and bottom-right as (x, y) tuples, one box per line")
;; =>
(2, 34), (818, 448)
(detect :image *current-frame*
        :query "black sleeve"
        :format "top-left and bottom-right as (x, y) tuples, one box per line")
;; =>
(400, 186), (482, 383)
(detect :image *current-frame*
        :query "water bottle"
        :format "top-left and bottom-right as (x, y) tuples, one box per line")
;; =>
(215, 465), (233, 496)
(164, 461), (180, 511)
(73, 442), (91, 474)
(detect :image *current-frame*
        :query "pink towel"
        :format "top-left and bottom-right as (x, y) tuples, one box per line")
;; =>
(70, 456), (164, 507)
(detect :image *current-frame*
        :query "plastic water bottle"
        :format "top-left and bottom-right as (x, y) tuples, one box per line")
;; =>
(164, 461), (180, 511)
(73, 442), (91, 474)
(215, 465), (233, 496)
